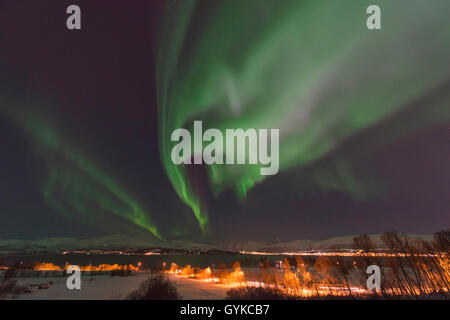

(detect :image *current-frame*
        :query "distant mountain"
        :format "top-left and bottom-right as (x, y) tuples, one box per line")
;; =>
(0, 233), (434, 254)
(0, 235), (162, 253)
(310, 233), (433, 250)
(234, 233), (434, 252)
(167, 239), (218, 251)
(221, 240), (271, 252)
(222, 239), (316, 252)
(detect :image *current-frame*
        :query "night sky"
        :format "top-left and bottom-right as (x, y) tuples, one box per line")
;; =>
(0, 1), (449, 244)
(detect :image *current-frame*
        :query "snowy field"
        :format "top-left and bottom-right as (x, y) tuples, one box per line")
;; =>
(11, 273), (228, 300)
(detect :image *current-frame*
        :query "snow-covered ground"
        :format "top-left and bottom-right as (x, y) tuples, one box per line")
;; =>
(167, 275), (229, 300)
(12, 273), (228, 300)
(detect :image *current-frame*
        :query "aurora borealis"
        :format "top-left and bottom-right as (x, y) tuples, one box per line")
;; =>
(0, 1), (449, 243)
(2, 106), (161, 239)
(157, 0), (450, 231)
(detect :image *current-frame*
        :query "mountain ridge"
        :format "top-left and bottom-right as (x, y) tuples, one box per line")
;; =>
(0, 233), (434, 254)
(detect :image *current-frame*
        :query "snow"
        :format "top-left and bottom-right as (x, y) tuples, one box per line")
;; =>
(12, 273), (228, 300)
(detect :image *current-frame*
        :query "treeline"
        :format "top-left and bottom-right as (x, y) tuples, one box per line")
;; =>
(229, 230), (450, 299)
(352, 230), (450, 298)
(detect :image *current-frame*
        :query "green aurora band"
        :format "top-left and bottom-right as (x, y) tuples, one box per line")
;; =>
(157, 0), (450, 231)
(0, 105), (161, 240)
